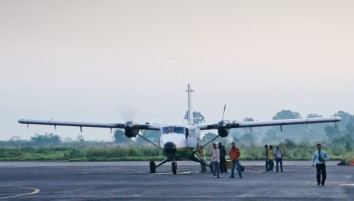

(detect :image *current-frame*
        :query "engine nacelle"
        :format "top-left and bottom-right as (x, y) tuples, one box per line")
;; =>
(124, 121), (140, 138)
(217, 121), (230, 137)
(217, 127), (230, 137)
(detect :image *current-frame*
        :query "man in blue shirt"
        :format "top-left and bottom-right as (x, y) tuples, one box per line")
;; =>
(311, 143), (329, 186)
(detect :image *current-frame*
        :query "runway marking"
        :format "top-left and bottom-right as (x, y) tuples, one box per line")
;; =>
(154, 171), (199, 175)
(0, 186), (40, 200)
(340, 184), (354, 186)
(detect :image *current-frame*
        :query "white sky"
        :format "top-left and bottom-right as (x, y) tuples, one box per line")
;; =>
(1, 0), (353, 141)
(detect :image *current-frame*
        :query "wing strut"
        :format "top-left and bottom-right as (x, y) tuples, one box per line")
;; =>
(200, 135), (219, 149)
(137, 134), (162, 149)
(230, 134), (239, 142)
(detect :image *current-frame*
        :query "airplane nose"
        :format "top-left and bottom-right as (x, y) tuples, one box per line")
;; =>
(163, 142), (177, 156)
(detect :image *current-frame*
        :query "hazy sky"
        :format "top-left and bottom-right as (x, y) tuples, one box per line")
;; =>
(1, 0), (353, 141)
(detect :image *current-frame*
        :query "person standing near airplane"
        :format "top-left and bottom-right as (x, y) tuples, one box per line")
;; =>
(264, 145), (269, 172)
(268, 145), (274, 171)
(311, 143), (329, 186)
(219, 142), (227, 174)
(198, 145), (206, 172)
(275, 146), (283, 172)
(228, 142), (242, 178)
(210, 143), (221, 178)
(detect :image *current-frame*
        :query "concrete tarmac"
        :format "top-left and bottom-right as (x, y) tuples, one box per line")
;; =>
(0, 161), (353, 200)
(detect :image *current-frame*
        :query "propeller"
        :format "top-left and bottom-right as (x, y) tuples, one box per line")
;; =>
(217, 104), (231, 137)
(221, 104), (226, 122)
(117, 105), (139, 122)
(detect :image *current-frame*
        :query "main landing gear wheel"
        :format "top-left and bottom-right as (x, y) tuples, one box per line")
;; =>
(172, 161), (177, 175)
(150, 161), (156, 173)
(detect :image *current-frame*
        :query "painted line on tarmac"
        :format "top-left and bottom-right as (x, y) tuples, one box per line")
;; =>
(0, 185), (40, 200)
(340, 184), (354, 186)
(154, 171), (199, 175)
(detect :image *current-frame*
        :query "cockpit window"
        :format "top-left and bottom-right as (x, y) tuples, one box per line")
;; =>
(162, 127), (185, 134)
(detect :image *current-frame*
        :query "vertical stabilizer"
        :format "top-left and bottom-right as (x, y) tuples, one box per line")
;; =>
(186, 84), (194, 125)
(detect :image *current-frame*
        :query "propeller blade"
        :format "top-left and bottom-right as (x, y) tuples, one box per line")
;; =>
(222, 104), (226, 122)
(118, 105), (138, 122)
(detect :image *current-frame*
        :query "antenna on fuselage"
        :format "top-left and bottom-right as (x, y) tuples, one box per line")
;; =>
(186, 84), (194, 125)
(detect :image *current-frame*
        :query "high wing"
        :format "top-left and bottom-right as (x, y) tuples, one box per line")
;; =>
(18, 119), (161, 131)
(198, 116), (342, 130)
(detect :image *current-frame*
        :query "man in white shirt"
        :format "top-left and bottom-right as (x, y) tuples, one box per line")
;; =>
(275, 146), (283, 172)
(210, 143), (221, 178)
(311, 143), (329, 186)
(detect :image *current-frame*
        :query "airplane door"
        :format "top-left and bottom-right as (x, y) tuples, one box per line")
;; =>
(186, 127), (199, 148)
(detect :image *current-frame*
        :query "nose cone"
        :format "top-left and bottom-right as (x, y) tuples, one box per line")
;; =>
(163, 142), (177, 156)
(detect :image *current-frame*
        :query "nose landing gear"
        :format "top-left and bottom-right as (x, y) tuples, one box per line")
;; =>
(149, 160), (178, 174)
(150, 161), (156, 173)
(172, 161), (177, 174)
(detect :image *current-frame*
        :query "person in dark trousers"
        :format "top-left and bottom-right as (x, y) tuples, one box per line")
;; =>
(210, 143), (221, 178)
(219, 142), (227, 174)
(268, 145), (274, 171)
(228, 142), (242, 178)
(275, 146), (283, 172)
(264, 145), (269, 171)
(311, 143), (329, 186)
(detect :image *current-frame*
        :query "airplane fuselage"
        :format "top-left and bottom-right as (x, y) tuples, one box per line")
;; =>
(160, 125), (201, 160)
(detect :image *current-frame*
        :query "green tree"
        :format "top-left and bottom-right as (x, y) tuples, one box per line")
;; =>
(31, 133), (61, 145)
(184, 111), (205, 124)
(114, 129), (132, 144)
(272, 110), (306, 140)
(307, 113), (322, 118)
(243, 117), (254, 122)
(344, 123), (354, 144)
(273, 110), (301, 120)
(240, 133), (256, 144)
(76, 134), (85, 142)
(324, 125), (341, 141)
(261, 128), (284, 145)
(282, 138), (296, 149)
(344, 134), (353, 151)
(241, 117), (254, 134)
(335, 111), (352, 128)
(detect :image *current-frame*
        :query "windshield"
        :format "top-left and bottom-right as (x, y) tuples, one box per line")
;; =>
(162, 126), (185, 134)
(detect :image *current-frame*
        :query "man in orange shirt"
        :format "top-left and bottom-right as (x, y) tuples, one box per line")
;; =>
(228, 142), (243, 178)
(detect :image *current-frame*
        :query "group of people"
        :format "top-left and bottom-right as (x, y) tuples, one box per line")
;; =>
(264, 144), (284, 172)
(199, 142), (243, 179)
(199, 142), (329, 186)
(265, 143), (329, 186)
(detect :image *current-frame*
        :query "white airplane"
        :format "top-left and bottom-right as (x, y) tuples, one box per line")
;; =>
(18, 84), (341, 174)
